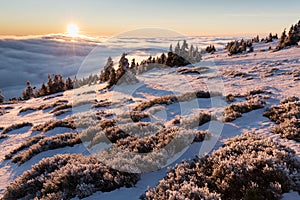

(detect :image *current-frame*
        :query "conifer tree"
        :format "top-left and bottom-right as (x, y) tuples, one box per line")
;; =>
(22, 81), (34, 100)
(65, 76), (74, 90)
(37, 83), (48, 97)
(0, 89), (4, 103)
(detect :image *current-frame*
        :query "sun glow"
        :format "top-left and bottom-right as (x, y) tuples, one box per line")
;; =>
(67, 23), (79, 37)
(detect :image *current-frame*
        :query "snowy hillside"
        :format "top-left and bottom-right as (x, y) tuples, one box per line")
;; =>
(0, 37), (300, 200)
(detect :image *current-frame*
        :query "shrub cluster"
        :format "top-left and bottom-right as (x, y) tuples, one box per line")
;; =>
(11, 133), (81, 165)
(4, 135), (45, 160)
(19, 100), (68, 115)
(142, 133), (300, 200)
(32, 118), (75, 132)
(115, 126), (210, 154)
(1, 122), (33, 134)
(2, 154), (140, 200)
(223, 97), (265, 122)
(133, 90), (221, 112)
(263, 96), (300, 141)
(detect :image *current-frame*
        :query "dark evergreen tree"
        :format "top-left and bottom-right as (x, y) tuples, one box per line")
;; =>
(65, 76), (74, 90)
(100, 57), (114, 83)
(36, 83), (48, 97)
(22, 81), (34, 100)
(47, 74), (55, 94)
(0, 89), (4, 103)
(107, 68), (116, 87)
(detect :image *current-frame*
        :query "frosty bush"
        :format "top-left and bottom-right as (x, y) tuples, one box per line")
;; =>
(142, 133), (300, 200)
(1, 122), (33, 134)
(97, 128), (196, 173)
(18, 99), (68, 114)
(264, 96), (300, 141)
(223, 97), (265, 122)
(4, 135), (45, 160)
(32, 117), (75, 132)
(12, 133), (81, 165)
(2, 154), (140, 200)
(133, 90), (221, 112)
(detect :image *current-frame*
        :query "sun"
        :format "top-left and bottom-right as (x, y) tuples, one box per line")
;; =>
(67, 23), (79, 37)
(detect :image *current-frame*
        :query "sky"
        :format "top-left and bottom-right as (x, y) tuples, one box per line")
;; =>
(0, 0), (299, 37)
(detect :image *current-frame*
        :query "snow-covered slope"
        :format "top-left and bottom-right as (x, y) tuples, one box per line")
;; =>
(0, 39), (299, 199)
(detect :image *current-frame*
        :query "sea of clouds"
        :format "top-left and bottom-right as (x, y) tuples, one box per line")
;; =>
(0, 33), (235, 99)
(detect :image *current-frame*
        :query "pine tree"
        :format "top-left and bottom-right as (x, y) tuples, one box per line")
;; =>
(130, 58), (136, 69)
(0, 89), (4, 103)
(65, 76), (73, 90)
(160, 53), (166, 64)
(108, 68), (116, 87)
(37, 83), (48, 97)
(175, 41), (180, 55)
(47, 74), (55, 94)
(22, 81), (34, 100)
(169, 44), (173, 52)
(57, 74), (65, 92)
(100, 57), (114, 82)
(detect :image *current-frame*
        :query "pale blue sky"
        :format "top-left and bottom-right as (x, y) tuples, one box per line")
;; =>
(0, 0), (299, 36)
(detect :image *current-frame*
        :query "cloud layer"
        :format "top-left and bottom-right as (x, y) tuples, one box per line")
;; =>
(0, 34), (234, 99)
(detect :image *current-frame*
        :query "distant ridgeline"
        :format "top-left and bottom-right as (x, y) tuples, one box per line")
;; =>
(10, 40), (205, 101)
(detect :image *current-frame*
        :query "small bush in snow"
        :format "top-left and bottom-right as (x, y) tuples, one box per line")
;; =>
(1, 122), (33, 134)
(264, 96), (300, 141)
(2, 154), (140, 200)
(32, 118), (75, 132)
(12, 133), (81, 165)
(223, 97), (265, 122)
(142, 133), (300, 199)
(4, 135), (45, 160)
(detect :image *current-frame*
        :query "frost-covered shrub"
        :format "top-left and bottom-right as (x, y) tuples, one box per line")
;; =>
(91, 99), (112, 108)
(142, 133), (300, 200)
(223, 70), (248, 78)
(1, 122), (33, 134)
(133, 90), (221, 112)
(2, 154), (140, 200)
(115, 127), (179, 153)
(49, 103), (72, 114)
(97, 129), (196, 173)
(12, 133), (81, 165)
(264, 96), (300, 141)
(18, 100), (68, 114)
(4, 135), (44, 160)
(33, 118), (75, 132)
(223, 98), (265, 122)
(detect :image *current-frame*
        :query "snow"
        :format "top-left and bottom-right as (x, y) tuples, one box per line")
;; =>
(0, 36), (300, 199)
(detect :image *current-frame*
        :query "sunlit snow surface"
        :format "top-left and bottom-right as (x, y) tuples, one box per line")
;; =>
(0, 35), (299, 199)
